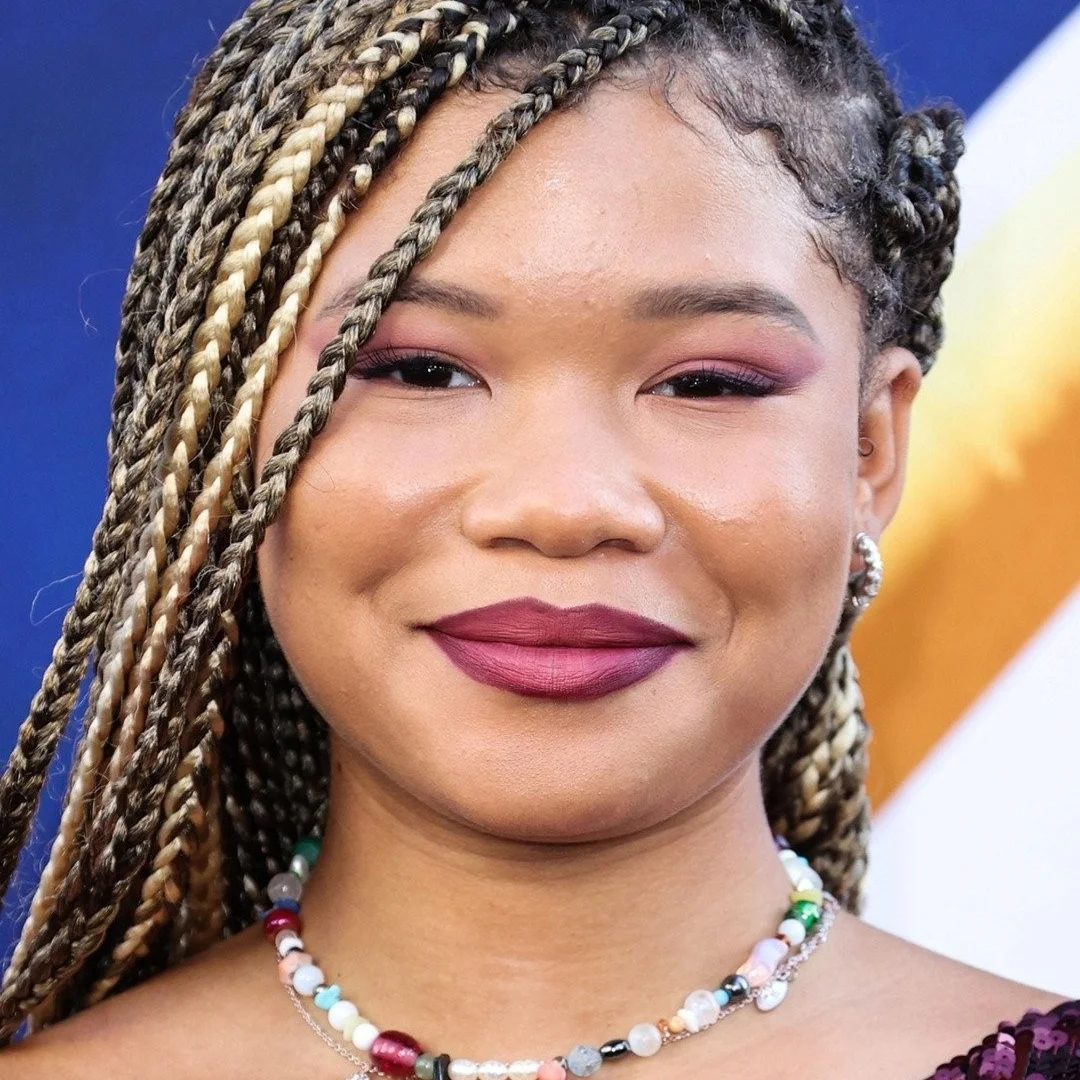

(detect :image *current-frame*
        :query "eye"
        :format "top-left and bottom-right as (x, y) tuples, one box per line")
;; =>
(646, 362), (778, 398)
(349, 348), (481, 390)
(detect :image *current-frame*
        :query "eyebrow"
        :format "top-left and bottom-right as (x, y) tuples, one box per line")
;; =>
(630, 281), (819, 342)
(315, 278), (500, 321)
(314, 277), (817, 343)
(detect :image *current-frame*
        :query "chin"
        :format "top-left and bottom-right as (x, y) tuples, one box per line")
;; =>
(417, 763), (694, 845)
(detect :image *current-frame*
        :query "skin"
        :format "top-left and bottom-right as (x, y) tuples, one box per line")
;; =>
(4, 74), (1070, 1080)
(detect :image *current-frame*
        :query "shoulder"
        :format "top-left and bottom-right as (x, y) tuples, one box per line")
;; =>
(0, 923), (339, 1080)
(825, 911), (1076, 1078)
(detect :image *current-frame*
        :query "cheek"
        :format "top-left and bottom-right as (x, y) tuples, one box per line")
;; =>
(659, 395), (858, 718)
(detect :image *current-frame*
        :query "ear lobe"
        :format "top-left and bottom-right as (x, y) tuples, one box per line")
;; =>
(855, 346), (923, 537)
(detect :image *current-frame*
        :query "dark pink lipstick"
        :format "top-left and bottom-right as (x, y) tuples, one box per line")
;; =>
(423, 597), (692, 700)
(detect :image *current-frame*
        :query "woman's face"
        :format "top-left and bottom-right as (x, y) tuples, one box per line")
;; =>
(255, 75), (917, 842)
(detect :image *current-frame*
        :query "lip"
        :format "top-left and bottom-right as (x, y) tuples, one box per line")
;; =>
(423, 597), (692, 699)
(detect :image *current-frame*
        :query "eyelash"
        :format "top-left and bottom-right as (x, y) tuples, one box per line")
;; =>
(348, 347), (779, 398)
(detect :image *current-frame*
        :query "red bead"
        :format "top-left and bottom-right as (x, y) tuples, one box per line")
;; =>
(263, 908), (301, 941)
(369, 1030), (424, 1077)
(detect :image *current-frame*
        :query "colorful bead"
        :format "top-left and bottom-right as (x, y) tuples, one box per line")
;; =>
(263, 907), (301, 940)
(342, 1014), (362, 1041)
(477, 1062), (509, 1080)
(352, 1021), (380, 1051)
(627, 1023), (662, 1057)
(415, 1053), (437, 1080)
(712, 988), (730, 1007)
(683, 989), (721, 1026)
(327, 999), (359, 1031)
(278, 951), (312, 984)
(432, 1055), (452, 1080)
(536, 1062), (567, 1080)
(598, 1040), (629, 1061)
(267, 872), (303, 904)
(719, 974), (750, 1000)
(777, 918), (806, 947)
(789, 887), (823, 906)
(785, 900), (821, 931)
(293, 835), (322, 866)
(675, 1008), (700, 1034)
(565, 1045), (602, 1077)
(448, 1060), (478, 1079)
(755, 978), (789, 1012)
(275, 931), (304, 957)
(291, 963), (324, 996)
(289, 854), (311, 884)
(666, 1014), (685, 1034)
(272, 897), (301, 914)
(314, 984), (342, 1010)
(370, 1030), (425, 1077)
(736, 937), (789, 989)
(508, 1061), (541, 1080)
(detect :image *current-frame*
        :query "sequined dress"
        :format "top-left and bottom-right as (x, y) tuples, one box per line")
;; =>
(926, 998), (1080, 1079)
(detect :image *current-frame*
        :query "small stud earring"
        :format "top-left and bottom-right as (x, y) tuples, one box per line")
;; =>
(849, 532), (883, 611)
(857, 437), (876, 458)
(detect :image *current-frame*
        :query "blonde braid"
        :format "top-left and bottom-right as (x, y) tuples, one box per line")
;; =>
(0, 0), (341, 982)
(0, 0), (544, 1041)
(2, 0), (449, 987)
(74, 31), (501, 998)
(762, 607), (871, 912)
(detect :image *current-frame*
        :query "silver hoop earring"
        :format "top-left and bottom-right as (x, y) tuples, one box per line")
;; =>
(849, 532), (883, 611)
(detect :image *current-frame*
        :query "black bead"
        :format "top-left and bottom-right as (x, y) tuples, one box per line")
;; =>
(720, 973), (750, 999)
(600, 1039), (631, 1060)
(432, 1054), (452, 1080)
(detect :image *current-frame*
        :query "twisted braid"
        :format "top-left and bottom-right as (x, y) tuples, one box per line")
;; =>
(0, 0), (488, 1006)
(0, 0), (566, 1037)
(0, 0), (332, 954)
(1, 0), (965, 1034)
(873, 108), (965, 368)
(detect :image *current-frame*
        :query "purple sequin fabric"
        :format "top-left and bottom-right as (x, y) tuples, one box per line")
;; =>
(927, 999), (1080, 1080)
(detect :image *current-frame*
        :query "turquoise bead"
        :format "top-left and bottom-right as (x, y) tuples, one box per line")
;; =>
(293, 836), (322, 866)
(314, 984), (341, 1010)
(712, 988), (730, 1007)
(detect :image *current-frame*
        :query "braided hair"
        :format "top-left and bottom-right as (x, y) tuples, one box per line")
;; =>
(0, 0), (963, 1039)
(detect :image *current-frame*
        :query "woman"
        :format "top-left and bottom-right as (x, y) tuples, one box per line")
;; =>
(0, 1), (1076, 1077)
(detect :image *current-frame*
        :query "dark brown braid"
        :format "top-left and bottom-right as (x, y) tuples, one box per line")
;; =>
(0, 0), (964, 1038)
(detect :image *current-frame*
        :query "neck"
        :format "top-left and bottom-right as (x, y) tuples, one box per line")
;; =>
(299, 736), (796, 1063)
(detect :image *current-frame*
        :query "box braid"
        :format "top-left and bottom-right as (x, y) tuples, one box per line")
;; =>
(0, 0), (962, 1040)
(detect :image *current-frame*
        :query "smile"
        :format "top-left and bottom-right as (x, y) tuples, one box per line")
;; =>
(423, 632), (687, 700)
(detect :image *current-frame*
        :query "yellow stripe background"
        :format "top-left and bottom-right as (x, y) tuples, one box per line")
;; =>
(856, 142), (1080, 808)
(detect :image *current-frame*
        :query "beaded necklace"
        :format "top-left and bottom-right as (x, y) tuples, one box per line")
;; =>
(264, 835), (837, 1080)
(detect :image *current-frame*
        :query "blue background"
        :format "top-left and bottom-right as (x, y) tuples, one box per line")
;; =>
(2, 0), (1077, 960)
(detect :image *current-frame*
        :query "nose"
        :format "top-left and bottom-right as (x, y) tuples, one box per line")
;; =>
(459, 393), (667, 558)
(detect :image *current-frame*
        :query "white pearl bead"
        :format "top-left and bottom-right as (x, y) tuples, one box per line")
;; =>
(683, 988), (721, 1026)
(778, 918), (806, 946)
(291, 963), (324, 996)
(627, 1022), (663, 1057)
(449, 1061), (479, 1080)
(351, 1022), (380, 1051)
(275, 932), (304, 958)
(508, 1061), (540, 1080)
(327, 1000), (359, 1031)
(478, 1062), (509, 1080)
(755, 978), (789, 1012)
(675, 1007), (701, 1033)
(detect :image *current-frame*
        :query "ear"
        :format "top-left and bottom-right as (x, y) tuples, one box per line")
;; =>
(855, 345), (923, 539)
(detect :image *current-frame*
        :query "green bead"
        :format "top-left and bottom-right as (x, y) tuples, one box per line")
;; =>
(293, 835), (322, 866)
(785, 899), (821, 931)
(414, 1053), (437, 1080)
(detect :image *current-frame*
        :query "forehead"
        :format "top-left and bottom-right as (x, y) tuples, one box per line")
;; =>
(311, 73), (857, 344)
